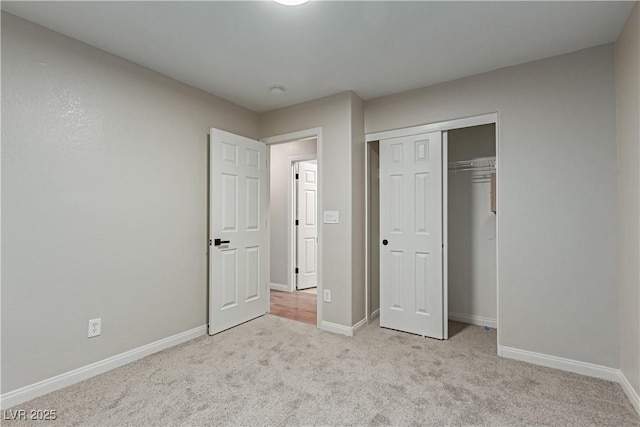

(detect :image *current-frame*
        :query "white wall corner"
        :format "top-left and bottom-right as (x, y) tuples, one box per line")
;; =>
(498, 345), (620, 382)
(352, 318), (367, 335)
(269, 282), (290, 292)
(618, 370), (640, 416)
(0, 325), (207, 410)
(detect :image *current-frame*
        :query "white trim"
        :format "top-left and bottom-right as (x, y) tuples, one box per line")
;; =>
(495, 112), (502, 353)
(369, 309), (380, 320)
(262, 128), (321, 145)
(261, 128), (323, 329)
(448, 312), (497, 329)
(269, 282), (289, 292)
(619, 370), (640, 416)
(352, 317), (367, 335)
(364, 139), (369, 325)
(319, 319), (367, 337)
(0, 325), (207, 410)
(366, 113), (498, 142)
(266, 146), (272, 315)
(442, 130), (449, 340)
(497, 345), (619, 382)
(320, 321), (354, 336)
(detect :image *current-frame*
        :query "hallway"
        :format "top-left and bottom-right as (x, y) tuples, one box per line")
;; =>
(270, 290), (317, 325)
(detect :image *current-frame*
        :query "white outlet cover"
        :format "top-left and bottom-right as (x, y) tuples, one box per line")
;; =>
(323, 211), (339, 224)
(88, 318), (101, 338)
(323, 289), (331, 303)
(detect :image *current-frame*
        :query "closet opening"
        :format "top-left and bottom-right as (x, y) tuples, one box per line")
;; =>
(365, 116), (498, 347)
(445, 124), (497, 338)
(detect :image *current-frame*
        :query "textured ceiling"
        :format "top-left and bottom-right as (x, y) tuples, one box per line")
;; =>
(2, 1), (635, 112)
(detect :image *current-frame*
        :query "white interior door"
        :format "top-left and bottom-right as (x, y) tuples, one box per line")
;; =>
(295, 161), (317, 290)
(379, 132), (444, 339)
(209, 128), (268, 335)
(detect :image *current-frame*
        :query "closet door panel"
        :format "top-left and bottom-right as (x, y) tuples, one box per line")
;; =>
(380, 132), (443, 339)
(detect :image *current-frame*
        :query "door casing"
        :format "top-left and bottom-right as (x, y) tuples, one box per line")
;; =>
(262, 128), (324, 327)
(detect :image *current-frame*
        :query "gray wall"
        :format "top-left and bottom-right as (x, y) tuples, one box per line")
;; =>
(350, 93), (366, 325)
(260, 92), (365, 328)
(269, 139), (317, 287)
(365, 45), (619, 367)
(616, 2), (640, 395)
(1, 13), (259, 393)
(447, 125), (496, 324)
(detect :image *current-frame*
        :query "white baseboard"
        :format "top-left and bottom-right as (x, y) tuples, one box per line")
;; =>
(270, 282), (290, 292)
(320, 321), (353, 336)
(352, 318), (367, 335)
(449, 312), (496, 329)
(320, 319), (366, 337)
(1, 325), (207, 410)
(498, 345), (619, 382)
(369, 309), (380, 321)
(619, 370), (640, 416)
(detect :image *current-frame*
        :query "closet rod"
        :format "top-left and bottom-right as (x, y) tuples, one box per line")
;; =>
(448, 157), (496, 173)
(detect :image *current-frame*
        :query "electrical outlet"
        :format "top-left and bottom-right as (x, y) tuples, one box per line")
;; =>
(88, 318), (101, 338)
(323, 289), (331, 303)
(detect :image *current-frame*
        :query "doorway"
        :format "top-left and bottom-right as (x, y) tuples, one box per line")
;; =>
(294, 159), (318, 291)
(365, 114), (499, 348)
(265, 134), (320, 326)
(208, 127), (324, 335)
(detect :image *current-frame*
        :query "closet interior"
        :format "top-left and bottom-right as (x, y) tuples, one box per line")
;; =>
(447, 124), (497, 332)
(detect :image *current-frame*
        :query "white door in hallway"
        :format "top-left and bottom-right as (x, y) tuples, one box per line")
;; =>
(209, 128), (269, 335)
(379, 132), (444, 339)
(296, 161), (318, 290)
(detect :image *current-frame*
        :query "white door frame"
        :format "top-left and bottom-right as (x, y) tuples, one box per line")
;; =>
(262, 128), (323, 328)
(288, 154), (317, 292)
(365, 113), (500, 350)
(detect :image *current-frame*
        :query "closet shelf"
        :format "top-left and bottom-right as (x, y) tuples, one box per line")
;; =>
(448, 157), (496, 173)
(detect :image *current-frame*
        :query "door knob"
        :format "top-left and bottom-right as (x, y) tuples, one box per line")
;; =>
(382, 239), (388, 246)
(213, 238), (230, 246)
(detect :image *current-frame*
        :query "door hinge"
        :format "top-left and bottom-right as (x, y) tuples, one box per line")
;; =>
(295, 219), (299, 226)
(295, 173), (299, 180)
(295, 268), (299, 274)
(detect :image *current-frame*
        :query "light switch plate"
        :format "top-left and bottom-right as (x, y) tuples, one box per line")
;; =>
(323, 211), (339, 224)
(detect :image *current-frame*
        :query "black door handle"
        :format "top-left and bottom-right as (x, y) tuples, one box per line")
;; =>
(382, 239), (388, 246)
(214, 238), (230, 246)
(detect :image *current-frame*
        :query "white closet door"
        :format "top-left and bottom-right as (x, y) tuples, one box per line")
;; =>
(209, 128), (268, 335)
(379, 132), (444, 339)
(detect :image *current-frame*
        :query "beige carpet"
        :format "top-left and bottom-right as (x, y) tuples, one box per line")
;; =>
(5, 316), (638, 426)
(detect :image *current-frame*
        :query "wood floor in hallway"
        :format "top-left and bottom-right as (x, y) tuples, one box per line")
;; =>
(270, 289), (317, 325)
